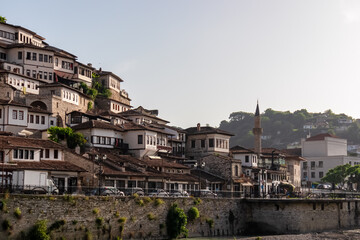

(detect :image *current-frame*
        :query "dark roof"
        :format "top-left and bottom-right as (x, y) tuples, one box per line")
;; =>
(98, 71), (123, 82)
(306, 133), (339, 141)
(0, 22), (45, 39)
(67, 110), (111, 122)
(29, 106), (52, 114)
(0, 99), (29, 108)
(72, 120), (124, 132)
(14, 160), (85, 172)
(191, 169), (226, 182)
(143, 157), (189, 169)
(230, 145), (254, 154)
(281, 148), (302, 156)
(123, 122), (171, 135)
(0, 136), (65, 149)
(98, 110), (131, 121)
(185, 126), (234, 136)
(120, 106), (169, 124)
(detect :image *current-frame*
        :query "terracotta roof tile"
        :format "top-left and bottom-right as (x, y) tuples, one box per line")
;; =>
(72, 120), (124, 132)
(306, 133), (339, 141)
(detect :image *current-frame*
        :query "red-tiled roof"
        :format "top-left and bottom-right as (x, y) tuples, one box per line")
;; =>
(185, 126), (234, 136)
(230, 145), (254, 154)
(0, 136), (64, 149)
(14, 160), (85, 172)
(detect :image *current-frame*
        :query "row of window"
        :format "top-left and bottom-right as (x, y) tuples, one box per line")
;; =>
(112, 103), (128, 112)
(60, 60), (73, 70)
(74, 67), (92, 78)
(25, 52), (53, 63)
(9, 78), (39, 90)
(110, 79), (120, 90)
(191, 138), (224, 149)
(0, 30), (15, 41)
(303, 171), (324, 179)
(63, 90), (78, 102)
(13, 149), (35, 160)
(244, 155), (257, 163)
(40, 149), (58, 159)
(28, 114), (46, 125)
(12, 110), (24, 120)
(91, 136), (123, 145)
(25, 69), (53, 81)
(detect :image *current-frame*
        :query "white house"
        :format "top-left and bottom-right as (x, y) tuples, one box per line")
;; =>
(301, 133), (360, 184)
(0, 99), (29, 134)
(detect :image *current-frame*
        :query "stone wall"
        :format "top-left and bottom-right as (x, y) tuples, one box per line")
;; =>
(0, 195), (243, 240)
(1, 196), (360, 240)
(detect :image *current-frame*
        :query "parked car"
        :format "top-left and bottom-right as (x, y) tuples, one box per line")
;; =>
(169, 190), (189, 198)
(123, 187), (145, 196)
(316, 184), (332, 190)
(200, 189), (218, 198)
(87, 187), (125, 196)
(148, 189), (169, 197)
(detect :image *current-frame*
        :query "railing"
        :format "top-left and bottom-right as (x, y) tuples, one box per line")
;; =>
(2, 184), (360, 200)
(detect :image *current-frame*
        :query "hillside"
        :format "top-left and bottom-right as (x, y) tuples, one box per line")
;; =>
(219, 109), (360, 150)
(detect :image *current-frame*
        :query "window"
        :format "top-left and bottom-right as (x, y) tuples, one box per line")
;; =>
(38, 71), (42, 79)
(26, 69), (30, 76)
(44, 72), (47, 80)
(32, 52), (37, 61)
(318, 161), (323, 168)
(303, 172), (308, 179)
(138, 135), (143, 144)
(39, 54), (43, 62)
(19, 111), (24, 120)
(201, 139), (205, 148)
(235, 165), (239, 176)
(30, 150), (34, 160)
(40, 150), (43, 158)
(0, 52), (6, 60)
(12, 110), (17, 119)
(303, 162), (308, 170)
(32, 70), (36, 78)
(245, 155), (249, 163)
(18, 51), (22, 60)
(29, 114), (34, 123)
(0, 109), (2, 118)
(25, 150), (29, 159)
(191, 140), (195, 148)
(319, 172), (324, 178)
(45, 149), (50, 158)
(311, 172), (315, 178)
(26, 52), (31, 60)
(0, 151), (3, 163)
(13, 149), (18, 159)
(311, 161), (315, 170)
(54, 150), (58, 159)
(209, 138), (214, 148)
(44, 55), (48, 62)
(19, 149), (23, 159)
(48, 73), (52, 81)
(55, 58), (58, 66)
(41, 116), (45, 124)
(36, 115), (39, 124)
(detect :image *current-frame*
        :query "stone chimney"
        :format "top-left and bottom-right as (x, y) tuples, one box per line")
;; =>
(197, 123), (201, 132)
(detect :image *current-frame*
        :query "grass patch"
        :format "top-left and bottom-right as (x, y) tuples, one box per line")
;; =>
(154, 198), (164, 206)
(147, 213), (156, 221)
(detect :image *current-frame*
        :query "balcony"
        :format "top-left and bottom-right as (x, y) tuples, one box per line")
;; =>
(114, 143), (129, 151)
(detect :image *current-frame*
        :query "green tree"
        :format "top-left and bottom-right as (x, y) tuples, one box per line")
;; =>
(0, 16), (7, 23)
(47, 127), (86, 149)
(166, 204), (188, 239)
(321, 164), (351, 189)
(347, 165), (360, 191)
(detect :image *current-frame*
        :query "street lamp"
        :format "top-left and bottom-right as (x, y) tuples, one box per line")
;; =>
(194, 161), (205, 197)
(94, 154), (107, 196)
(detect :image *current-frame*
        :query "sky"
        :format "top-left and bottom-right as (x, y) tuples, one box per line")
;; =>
(2, 1), (360, 128)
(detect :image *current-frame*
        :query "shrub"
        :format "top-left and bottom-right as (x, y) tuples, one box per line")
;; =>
(2, 219), (12, 231)
(154, 198), (164, 206)
(27, 220), (50, 240)
(95, 217), (103, 227)
(118, 217), (127, 224)
(85, 230), (92, 240)
(206, 218), (214, 228)
(14, 207), (22, 219)
(193, 197), (202, 205)
(48, 219), (66, 232)
(92, 208), (99, 215)
(147, 213), (156, 221)
(136, 199), (144, 206)
(166, 204), (188, 239)
(114, 211), (120, 218)
(187, 207), (200, 222)
(143, 196), (152, 204)
(0, 200), (6, 211)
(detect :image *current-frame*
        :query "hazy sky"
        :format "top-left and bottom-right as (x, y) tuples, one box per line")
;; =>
(2, 1), (360, 128)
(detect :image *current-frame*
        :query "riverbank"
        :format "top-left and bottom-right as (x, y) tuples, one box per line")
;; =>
(184, 229), (360, 239)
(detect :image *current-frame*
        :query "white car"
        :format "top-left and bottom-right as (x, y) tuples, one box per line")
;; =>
(148, 189), (169, 197)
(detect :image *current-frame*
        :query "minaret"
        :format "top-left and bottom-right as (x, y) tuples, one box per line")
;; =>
(252, 101), (263, 156)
